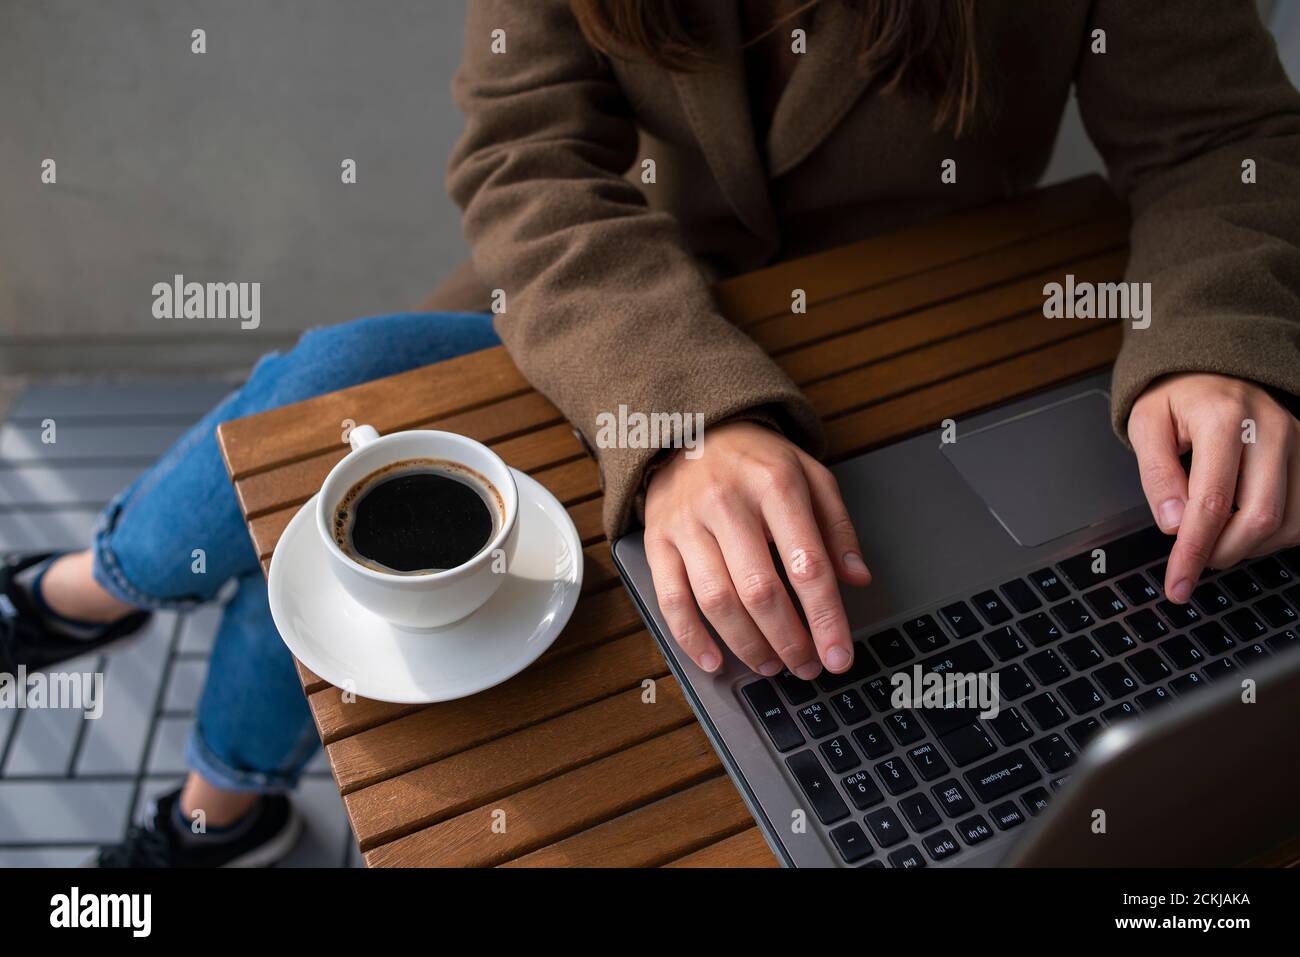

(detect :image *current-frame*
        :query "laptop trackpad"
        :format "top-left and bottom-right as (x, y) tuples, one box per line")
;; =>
(941, 390), (1146, 547)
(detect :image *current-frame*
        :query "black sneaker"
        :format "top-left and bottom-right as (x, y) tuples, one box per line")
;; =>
(0, 552), (152, 674)
(91, 788), (303, 868)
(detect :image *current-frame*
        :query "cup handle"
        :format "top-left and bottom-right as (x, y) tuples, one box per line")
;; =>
(349, 424), (380, 451)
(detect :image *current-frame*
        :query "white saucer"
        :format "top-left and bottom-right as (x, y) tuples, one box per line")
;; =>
(267, 468), (583, 704)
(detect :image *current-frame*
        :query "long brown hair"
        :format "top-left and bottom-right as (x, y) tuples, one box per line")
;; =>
(570, 0), (981, 136)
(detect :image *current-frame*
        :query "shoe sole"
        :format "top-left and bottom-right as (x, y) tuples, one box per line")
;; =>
(223, 803), (305, 868)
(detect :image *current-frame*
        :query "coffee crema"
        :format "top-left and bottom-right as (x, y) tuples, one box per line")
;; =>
(333, 458), (503, 575)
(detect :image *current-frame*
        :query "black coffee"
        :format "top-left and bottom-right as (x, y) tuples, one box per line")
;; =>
(334, 458), (500, 574)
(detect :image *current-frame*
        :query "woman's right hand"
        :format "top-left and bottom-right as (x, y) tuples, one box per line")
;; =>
(643, 420), (872, 680)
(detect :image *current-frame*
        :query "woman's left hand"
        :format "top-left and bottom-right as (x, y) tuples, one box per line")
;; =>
(1128, 372), (1300, 604)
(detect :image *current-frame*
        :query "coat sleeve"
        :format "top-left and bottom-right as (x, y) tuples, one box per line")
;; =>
(445, 0), (824, 538)
(1073, 0), (1300, 441)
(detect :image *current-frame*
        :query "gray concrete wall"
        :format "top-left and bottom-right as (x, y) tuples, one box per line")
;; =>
(2, 1), (1297, 376)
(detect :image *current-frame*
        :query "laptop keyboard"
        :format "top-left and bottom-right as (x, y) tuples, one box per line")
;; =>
(740, 526), (1300, 867)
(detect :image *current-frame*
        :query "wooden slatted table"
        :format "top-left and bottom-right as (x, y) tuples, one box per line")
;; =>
(217, 174), (1136, 867)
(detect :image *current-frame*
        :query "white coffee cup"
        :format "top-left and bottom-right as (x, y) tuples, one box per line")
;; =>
(316, 424), (520, 629)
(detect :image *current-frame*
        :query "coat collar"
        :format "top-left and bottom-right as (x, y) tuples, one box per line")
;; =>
(670, 1), (873, 238)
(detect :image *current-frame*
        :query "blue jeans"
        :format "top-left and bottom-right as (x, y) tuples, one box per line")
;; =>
(90, 312), (500, 792)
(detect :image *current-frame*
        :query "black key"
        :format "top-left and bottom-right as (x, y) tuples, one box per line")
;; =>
(1066, 716), (1103, 749)
(1191, 620), (1235, 655)
(994, 663), (1035, 700)
(931, 779), (975, 818)
(984, 625), (1028, 662)
(1203, 656), (1239, 681)
(1127, 648), (1172, 684)
(851, 721), (891, 759)
(885, 709), (925, 745)
(772, 670), (817, 705)
(1018, 612), (1062, 648)
(1224, 608), (1267, 642)
(971, 590), (1012, 625)
(1235, 642), (1269, 665)
(939, 601), (980, 639)
(1146, 561), (1168, 592)
(1093, 661), (1140, 699)
(819, 735), (860, 774)
(1256, 595), (1298, 629)
(1288, 583), (1300, 608)
(1157, 634), (1204, 670)
(956, 814), (994, 846)
(784, 750), (849, 824)
(989, 800), (1026, 830)
(864, 806), (907, 847)
(841, 769), (885, 810)
(741, 681), (805, 752)
(875, 756), (918, 795)
(1051, 599), (1094, 633)
(898, 792), (942, 833)
(1281, 546), (1300, 575)
(1059, 526), (1169, 589)
(1266, 629), (1298, 654)
(1000, 578), (1042, 614)
(903, 614), (948, 654)
(1024, 649), (1070, 685)
(829, 821), (873, 863)
(1093, 622), (1137, 656)
(1023, 691), (1068, 729)
(1221, 569), (1262, 601)
(862, 675), (894, 711)
(964, 749), (1041, 802)
(1157, 599), (1202, 629)
(815, 641), (880, 691)
(1101, 701), (1139, 724)
(867, 628), (910, 668)
(986, 707), (1033, 746)
(1028, 568), (1070, 602)
(1170, 671), (1208, 696)
(1135, 686), (1172, 711)
(938, 723), (997, 767)
(918, 640), (994, 676)
(922, 829), (960, 862)
(1021, 786), (1052, 816)
(918, 702), (983, 738)
(1125, 608), (1169, 643)
(1083, 586), (1127, 621)
(1249, 557), (1293, 590)
(1192, 581), (1233, 615)
(797, 701), (839, 739)
(1057, 676), (1104, 715)
(1116, 573), (1160, 607)
(1030, 733), (1077, 772)
(888, 844), (927, 868)
(1060, 635), (1104, 670)
(906, 742), (950, 782)
(828, 688), (869, 726)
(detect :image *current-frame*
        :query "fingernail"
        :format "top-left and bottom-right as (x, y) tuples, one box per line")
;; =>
(826, 646), (851, 672)
(794, 662), (822, 680)
(758, 660), (783, 677)
(699, 651), (721, 672)
(1170, 579), (1193, 603)
(1158, 498), (1185, 531)
(844, 551), (868, 573)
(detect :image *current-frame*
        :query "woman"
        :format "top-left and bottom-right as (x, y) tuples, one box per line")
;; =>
(4, 0), (1299, 867)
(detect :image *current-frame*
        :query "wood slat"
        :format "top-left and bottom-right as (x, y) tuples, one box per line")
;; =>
(665, 827), (779, 868)
(310, 583), (646, 743)
(501, 774), (754, 867)
(326, 630), (670, 793)
(363, 723), (722, 867)
(345, 680), (695, 850)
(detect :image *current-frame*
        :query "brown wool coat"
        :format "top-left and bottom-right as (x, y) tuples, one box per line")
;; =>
(423, 0), (1300, 540)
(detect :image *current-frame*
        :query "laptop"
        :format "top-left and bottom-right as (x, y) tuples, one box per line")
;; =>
(612, 371), (1300, 867)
